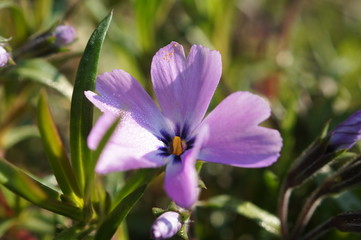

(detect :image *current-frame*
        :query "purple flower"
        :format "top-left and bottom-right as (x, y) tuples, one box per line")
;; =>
(54, 25), (76, 46)
(328, 110), (361, 151)
(85, 42), (282, 208)
(0, 46), (9, 67)
(151, 211), (182, 240)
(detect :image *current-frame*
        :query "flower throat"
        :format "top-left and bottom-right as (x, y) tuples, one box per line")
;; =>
(170, 136), (186, 156)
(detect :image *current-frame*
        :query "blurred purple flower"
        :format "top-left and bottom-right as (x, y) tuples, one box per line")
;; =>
(54, 25), (76, 46)
(151, 211), (182, 240)
(0, 46), (9, 67)
(328, 110), (361, 151)
(85, 42), (282, 208)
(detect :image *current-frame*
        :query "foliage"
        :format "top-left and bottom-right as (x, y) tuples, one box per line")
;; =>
(0, 0), (361, 239)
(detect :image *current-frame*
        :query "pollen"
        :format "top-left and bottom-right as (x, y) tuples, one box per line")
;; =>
(163, 50), (174, 61)
(170, 136), (186, 156)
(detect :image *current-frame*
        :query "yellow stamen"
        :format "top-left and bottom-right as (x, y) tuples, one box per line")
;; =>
(171, 136), (185, 156)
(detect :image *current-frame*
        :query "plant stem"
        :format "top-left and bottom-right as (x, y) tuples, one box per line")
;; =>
(188, 210), (197, 240)
(299, 218), (333, 240)
(278, 182), (292, 239)
(291, 191), (322, 239)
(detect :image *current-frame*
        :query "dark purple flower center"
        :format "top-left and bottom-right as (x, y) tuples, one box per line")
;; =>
(157, 124), (195, 161)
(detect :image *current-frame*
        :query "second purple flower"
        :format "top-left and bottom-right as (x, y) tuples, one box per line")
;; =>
(85, 42), (283, 208)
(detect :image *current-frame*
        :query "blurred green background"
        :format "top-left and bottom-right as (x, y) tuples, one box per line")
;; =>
(0, 0), (361, 239)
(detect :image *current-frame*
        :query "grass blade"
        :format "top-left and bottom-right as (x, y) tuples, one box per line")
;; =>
(112, 168), (160, 210)
(0, 157), (82, 221)
(95, 186), (146, 240)
(69, 11), (112, 193)
(7, 59), (73, 100)
(37, 90), (82, 203)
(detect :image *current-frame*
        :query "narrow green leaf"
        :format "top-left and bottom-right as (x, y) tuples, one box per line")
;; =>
(37, 90), (82, 202)
(33, 0), (52, 27)
(7, 59), (73, 99)
(54, 223), (93, 240)
(0, 2), (28, 43)
(95, 186), (146, 240)
(0, 36), (12, 43)
(112, 168), (160, 210)
(0, 157), (82, 220)
(134, 0), (172, 52)
(0, 219), (15, 236)
(2, 125), (39, 149)
(69, 11), (112, 193)
(199, 195), (280, 236)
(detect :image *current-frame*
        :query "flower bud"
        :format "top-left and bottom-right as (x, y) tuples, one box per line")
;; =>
(327, 110), (361, 152)
(285, 111), (361, 188)
(331, 211), (361, 233)
(151, 211), (182, 240)
(54, 25), (76, 47)
(299, 211), (361, 240)
(0, 46), (9, 67)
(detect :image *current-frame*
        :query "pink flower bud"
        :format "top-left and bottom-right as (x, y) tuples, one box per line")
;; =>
(0, 46), (9, 67)
(54, 25), (76, 46)
(151, 211), (182, 240)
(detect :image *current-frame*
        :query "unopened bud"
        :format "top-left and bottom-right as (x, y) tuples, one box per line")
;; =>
(54, 25), (76, 47)
(331, 211), (361, 233)
(327, 110), (361, 152)
(0, 46), (9, 67)
(286, 111), (361, 188)
(151, 211), (182, 240)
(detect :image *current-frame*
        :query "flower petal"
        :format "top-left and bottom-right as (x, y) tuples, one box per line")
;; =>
(199, 92), (282, 167)
(92, 112), (167, 174)
(87, 112), (117, 150)
(151, 42), (222, 131)
(85, 69), (169, 135)
(164, 127), (207, 208)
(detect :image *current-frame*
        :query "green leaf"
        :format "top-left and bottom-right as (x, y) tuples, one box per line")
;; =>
(33, 0), (52, 28)
(0, 219), (15, 236)
(54, 223), (93, 240)
(0, 157), (82, 221)
(18, 208), (56, 234)
(95, 186), (146, 240)
(1, 125), (39, 149)
(0, 36), (11, 43)
(199, 195), (280, 236)
(178, 224), (189, 240)
(37, 90), (82, 202)
(7, 59), (73, 99)
(112, 168), (160, 210)
(152, 207), (166, 217)
(0, 2), (28, 43)
(134, 0), (173, 52)
(69, 11), (112, 193)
